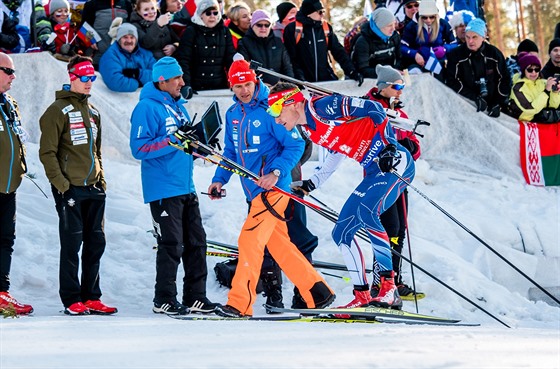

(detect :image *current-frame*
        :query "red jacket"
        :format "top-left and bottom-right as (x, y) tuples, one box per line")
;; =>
(363, 87), (421, 160)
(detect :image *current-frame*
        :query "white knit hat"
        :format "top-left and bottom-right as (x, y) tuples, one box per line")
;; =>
(418, 0), (439, 16)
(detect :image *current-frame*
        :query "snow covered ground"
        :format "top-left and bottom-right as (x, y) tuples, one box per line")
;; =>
(1, 53), (559, 368)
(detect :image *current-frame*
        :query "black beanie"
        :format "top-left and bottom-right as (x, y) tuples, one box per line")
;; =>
(300, 0), (323, 16)
(549, 38), (560, 54)
(276, 1), (296, 22)
(517, 39), (538, 54)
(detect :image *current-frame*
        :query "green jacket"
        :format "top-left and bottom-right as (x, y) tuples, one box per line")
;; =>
(39, 88), (104, 193)
(0, 93), (26, 194)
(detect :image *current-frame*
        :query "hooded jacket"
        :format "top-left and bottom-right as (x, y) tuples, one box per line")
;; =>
(0, 93), (26, 194)
(212, 80), (304, 202)
(130, 81), (195, 203)
(99, 41), (156, 92)
(352, 21), (402, 78)
(283, 11), (356, 82)
(39, 87), (104, 193)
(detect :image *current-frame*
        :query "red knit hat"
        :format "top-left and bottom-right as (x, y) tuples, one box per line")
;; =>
(228, 53), (257, 86)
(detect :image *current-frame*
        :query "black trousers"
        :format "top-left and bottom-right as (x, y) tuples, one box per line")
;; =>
(150, 194), (208, 304)
(0, 192), (16, 292)
(52, 185), (106, 307)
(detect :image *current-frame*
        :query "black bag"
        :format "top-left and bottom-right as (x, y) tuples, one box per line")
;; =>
(214, 259), (238, 288)
(213, 258), (263, 293)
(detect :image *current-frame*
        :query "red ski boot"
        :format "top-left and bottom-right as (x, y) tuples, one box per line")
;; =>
(333, 286), (373, 319)
(370, 271), (403, 310)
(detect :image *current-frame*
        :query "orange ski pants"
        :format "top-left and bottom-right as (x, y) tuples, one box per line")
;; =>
(226, 191), (331, 316)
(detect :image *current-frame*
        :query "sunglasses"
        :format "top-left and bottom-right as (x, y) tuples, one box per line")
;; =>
(383, 82), (406, 90)
(405, 3), (419, 9)
(204, 9), (219, 16)
(0, 66), (16, 76)
(526, 67), (541, 73)
(317, 9), (326, 15)
(267, 88), (301, 118)
(421, 15), (436, 20)
(71, 73), (97, 82)
(254, 22), (270, 28)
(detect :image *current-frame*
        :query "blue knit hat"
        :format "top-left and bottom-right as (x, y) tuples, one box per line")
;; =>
(152, 57), (183, 82)
(465, 18), (486, 38)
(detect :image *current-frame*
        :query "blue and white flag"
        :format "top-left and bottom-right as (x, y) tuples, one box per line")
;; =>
(425, 48), (443, 74)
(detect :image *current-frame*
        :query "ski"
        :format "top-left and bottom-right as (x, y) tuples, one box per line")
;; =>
(264, 305), (477, 325)
(207, 239), (375, 274)
(168, 314), (380, 324)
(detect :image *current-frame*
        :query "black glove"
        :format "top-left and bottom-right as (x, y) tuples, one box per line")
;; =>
(290, 179), (316, 195)
(122, 68), (140, 80)
(43, 40), (56, 53)
(487, 104), (501, 118)
(476, 96), (488, 112)
(398, 138), (418, 156)
(180, 85), (194, 100)
(378, 144), (400, 173)
(350, 70), (364, 87)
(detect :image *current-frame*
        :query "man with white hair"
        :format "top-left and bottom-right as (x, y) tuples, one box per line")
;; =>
(99, 22), (156, 92)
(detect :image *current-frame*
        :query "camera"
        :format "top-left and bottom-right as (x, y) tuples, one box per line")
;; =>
(552, 74), (560, 92)
(476, 78), (488, 97)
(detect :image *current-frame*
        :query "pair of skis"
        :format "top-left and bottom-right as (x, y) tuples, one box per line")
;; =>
(170, 305), (478, 326)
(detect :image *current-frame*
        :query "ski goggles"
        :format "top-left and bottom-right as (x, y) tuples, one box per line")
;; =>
(382, 82), (406, 91)
(70, 73), (97, 82)
(267, 87), (304, 118)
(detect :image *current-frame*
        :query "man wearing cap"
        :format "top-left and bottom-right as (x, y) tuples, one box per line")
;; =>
(130, 56), (217, 315)
(272, 1), (297, 40)
(99, 23), (156, 92)
(206, 55), (335, 318)
(445, 18), (510, 118)
(541, 38), (560, 80)
(283, 0), (363, 85)
(352, 7), (401, 78)
(267, 81), (415, 311)
(0, 52), (34, 316)
(39, 55), (116, 316)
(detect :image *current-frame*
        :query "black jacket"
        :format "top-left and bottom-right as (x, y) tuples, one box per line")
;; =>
(541, 59), (560, 80)
(352, 22), (401, 78)
(445, 42), (511, 107)
(283, 12), (356, 82)
(175, 20), (235, 91)
(237, 28), (294, 85)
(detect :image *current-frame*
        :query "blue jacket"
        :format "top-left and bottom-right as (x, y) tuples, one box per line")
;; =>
(130, 82), (194, 203)
(99, 42), (156, 92)
(212, 81), (304, 202)
(401, 18), (456, 62)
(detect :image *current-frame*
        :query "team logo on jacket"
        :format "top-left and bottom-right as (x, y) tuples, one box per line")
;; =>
(252, 120), (261, 128)
(232, 119), (239, 125)
(67, 198), (76, 207)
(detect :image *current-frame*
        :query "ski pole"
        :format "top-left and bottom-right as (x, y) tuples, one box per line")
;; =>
(249, 61), (335, 96)
(391, 169), (560, 306)
(401, 192), (419, 313)
(172, 135), (510, 326)
(25, 174), (49, 199)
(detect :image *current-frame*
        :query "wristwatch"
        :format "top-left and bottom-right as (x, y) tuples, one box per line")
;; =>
(272, 169), (281, 177)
